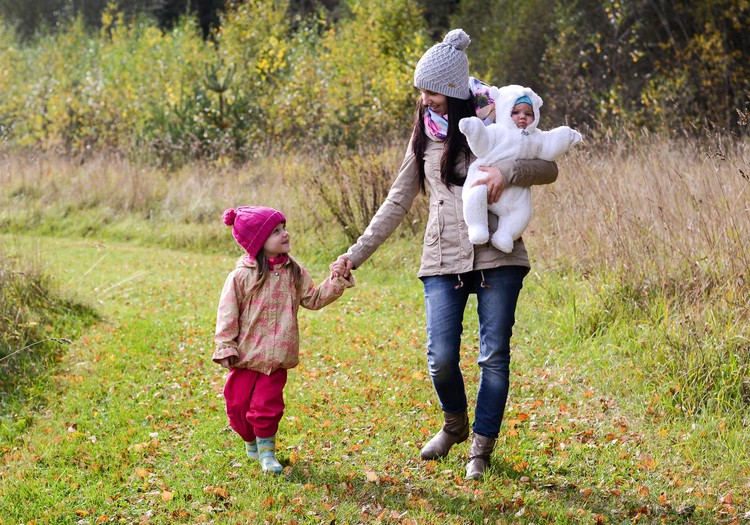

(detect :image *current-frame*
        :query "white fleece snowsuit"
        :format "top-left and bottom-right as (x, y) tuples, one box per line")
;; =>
(460, 84), (582, 253)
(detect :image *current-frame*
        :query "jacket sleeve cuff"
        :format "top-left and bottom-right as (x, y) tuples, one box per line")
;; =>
(336, 273), (355, 288)
(507, 159), (559, 187)
(213, 346), (239, 364)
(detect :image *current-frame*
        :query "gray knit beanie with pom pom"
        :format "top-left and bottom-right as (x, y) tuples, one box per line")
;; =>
(413, 29), (471, 100)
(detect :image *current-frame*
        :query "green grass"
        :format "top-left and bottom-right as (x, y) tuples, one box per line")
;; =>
(1, 234), (747, 523)
(0, 240), (98, 442)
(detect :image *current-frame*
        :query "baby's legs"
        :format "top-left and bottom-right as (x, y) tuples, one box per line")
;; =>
(490, 187), (532, 253)
(463, 184), (490, 245)
(490, 230), (515, 253)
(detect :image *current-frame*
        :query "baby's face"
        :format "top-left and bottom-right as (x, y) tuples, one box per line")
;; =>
(511, 103), (534, 129)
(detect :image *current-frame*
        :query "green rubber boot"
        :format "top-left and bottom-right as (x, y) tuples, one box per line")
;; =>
(257, 435), (283, 474)
(245, 440), (258, 460)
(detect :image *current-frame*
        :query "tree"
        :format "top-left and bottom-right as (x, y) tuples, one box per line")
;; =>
(450, 0), (556, 90)
(541, 0), (750, 133)
(152, 0), (226, 38)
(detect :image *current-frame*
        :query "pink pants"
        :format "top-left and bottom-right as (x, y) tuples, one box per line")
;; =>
(222, 367), (287, 442)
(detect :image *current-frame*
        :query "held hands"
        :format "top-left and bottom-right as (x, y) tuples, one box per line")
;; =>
(330, 255), (354, 279)
(472, 165), (507, 204)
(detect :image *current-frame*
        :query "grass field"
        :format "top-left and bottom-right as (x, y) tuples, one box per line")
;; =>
(0, 231), (747, 524)
(1, 136), (749, 523)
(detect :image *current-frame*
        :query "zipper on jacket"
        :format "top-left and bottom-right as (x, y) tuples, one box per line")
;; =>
(437, 200), (444, 266)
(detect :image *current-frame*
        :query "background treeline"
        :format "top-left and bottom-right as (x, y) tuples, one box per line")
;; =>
(0, 0), (748, 165)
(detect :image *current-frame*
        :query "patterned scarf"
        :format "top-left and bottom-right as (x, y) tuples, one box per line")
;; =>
(423, 77), (497, 142)
(424, 107), (449, 142)
(469, 77), (496, 125)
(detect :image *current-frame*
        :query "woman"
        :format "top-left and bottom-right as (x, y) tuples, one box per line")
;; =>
(332, 29), (558, 480)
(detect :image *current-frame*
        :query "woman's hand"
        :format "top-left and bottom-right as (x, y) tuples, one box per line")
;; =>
(330, 255), (355, 279)
(472, 165), (507, 204)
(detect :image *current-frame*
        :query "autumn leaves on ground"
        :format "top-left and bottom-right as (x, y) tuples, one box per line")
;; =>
(1, 137), (749, 523)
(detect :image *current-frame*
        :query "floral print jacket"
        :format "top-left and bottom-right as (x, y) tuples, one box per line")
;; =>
(213, 256), (354, 375)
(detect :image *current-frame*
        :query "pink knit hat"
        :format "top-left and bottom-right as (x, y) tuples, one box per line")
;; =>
(222, 206), (286, 257)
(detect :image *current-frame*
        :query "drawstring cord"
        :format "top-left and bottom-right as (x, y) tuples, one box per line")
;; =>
(453, 272), (491, 290)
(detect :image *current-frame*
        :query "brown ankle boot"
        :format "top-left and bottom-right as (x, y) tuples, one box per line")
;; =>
(465, 433), (496, 480)
(420, 411), (470, 460)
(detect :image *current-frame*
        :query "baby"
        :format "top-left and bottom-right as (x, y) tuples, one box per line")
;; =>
(460, 84), (582, 252)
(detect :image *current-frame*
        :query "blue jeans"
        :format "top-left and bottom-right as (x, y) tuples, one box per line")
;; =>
(421, 266), (528, 439)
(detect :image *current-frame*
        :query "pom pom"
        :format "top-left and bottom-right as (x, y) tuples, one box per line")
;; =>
(444, 29), (470, 51)
(222, 208), (237, 226)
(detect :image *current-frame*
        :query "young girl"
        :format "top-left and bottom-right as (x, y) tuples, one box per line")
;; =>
(214, 206), (354, 474)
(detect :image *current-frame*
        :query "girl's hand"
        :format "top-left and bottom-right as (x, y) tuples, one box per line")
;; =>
(330, 260), (345, 279)
(218, 356), (238, 369)
(472, 165), (507, 204)
(330, 255), (354, 279)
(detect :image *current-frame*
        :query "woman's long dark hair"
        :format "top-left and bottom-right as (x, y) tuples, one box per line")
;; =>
(411, 95), (476, 192)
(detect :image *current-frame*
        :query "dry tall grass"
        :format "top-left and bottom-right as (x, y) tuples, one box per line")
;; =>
(534, 133), (749, 284)
(531, 133), (749, 416)
(3, 135), (748, 273)
(2, 134), (748, 415)
(3, 135), (747, 278)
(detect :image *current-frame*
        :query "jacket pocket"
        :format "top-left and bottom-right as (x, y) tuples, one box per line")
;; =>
(424, 199), (444, 246)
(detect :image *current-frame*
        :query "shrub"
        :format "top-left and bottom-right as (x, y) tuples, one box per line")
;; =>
(0, 245), (98, 404)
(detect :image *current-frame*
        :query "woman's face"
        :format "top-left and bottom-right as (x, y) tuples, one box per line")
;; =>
(420, 89), (448, 116)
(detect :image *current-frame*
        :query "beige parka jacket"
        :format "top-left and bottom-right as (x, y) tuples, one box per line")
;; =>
(345, 137), (558, 277)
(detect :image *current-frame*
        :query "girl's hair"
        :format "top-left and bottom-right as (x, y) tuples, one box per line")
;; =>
(248, 250), (303, 297)
(411, 95), (476, 191)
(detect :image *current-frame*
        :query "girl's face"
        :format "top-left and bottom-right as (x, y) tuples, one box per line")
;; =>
(420, 89), (448, 116)
(511, 103), (535, 129)
(262, 222), (291, 258)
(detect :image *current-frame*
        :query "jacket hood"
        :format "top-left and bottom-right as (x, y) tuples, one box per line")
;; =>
(490, 84), (543, 132)
(235, 255), (290, 270)
(236, 255), (256, 269)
